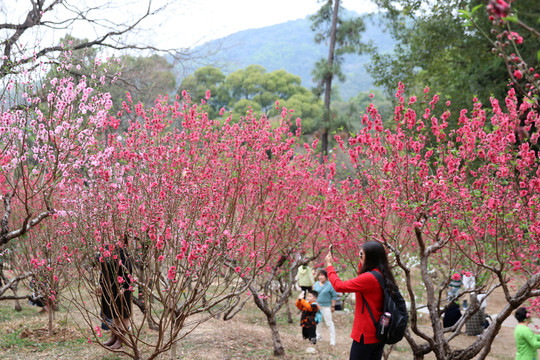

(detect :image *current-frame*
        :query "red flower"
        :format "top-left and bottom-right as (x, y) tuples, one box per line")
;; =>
(508, 31), (523, 44)
(487, 0), (510, 18)
(514, 70), (523, 80)
(167, 266), (176, 280)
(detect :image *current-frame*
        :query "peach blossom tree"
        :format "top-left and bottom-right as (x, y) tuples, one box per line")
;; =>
(63, 93), (340, 359)
(332, 82), (540, 360)
(220, 118), (346, 356)
(0, 50), (115, 304)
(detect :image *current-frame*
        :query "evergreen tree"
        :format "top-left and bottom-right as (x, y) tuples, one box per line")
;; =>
(310, 0), (369, 158)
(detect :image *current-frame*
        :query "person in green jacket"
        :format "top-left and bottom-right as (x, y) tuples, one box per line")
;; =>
(514, 307), (540, 360)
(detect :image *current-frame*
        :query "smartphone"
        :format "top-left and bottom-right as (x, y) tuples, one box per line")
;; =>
(329, 244), (333, 255)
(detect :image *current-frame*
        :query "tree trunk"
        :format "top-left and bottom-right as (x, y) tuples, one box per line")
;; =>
(0, 263), (22, 311)
(382, 344), (394, 360)
(170, 341), (177, 359)
(133, 295), (159, 330)
(285, 298), (293, 324)
(320, 0), (340, 160)
(47, 299), (53, 336)
(12, 287), (22, 311)
(266, 313), (285, 356)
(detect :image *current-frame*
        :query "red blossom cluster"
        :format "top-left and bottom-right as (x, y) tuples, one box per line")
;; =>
(487, 0), (510, 18)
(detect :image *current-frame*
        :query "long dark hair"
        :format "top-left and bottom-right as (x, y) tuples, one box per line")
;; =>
(359, 241), (399, 295)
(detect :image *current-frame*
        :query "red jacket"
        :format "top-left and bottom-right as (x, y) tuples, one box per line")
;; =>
(327, 265), (383, 344)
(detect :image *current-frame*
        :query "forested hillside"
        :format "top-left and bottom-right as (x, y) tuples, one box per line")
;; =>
(177, 12), (394, 100)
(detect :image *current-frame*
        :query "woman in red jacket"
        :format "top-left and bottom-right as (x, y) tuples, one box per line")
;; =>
(325, 241), (398, 360)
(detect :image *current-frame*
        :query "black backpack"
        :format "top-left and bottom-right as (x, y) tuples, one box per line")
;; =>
(361, 270), (408, 345)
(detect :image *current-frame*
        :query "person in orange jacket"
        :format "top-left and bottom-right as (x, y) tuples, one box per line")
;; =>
(296, 290), (320, 344)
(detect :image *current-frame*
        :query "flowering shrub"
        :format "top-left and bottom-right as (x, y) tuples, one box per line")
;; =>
(0, 49), (115, 248)
(0, 50), (119, 327)
(13, 216), (76, 336)
(218, 104), (343, 356)
(60, 90), (341, 358)
(334, 81), (540, 359)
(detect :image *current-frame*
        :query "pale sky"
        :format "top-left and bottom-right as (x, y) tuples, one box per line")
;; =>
(5, 0), (378, 53)
(164, 0), (379, 48)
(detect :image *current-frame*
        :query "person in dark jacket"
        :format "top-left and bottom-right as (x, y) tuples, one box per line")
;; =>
(443, 300), (462, 328)
(99, 238), (133, 350)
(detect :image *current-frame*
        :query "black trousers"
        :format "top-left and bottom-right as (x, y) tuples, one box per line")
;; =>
(302, 326), (317, 344)
(349, 335), (384, 360)
(300, 286), (312, 298)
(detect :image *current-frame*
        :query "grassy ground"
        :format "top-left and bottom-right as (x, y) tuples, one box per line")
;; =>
(0, 287), (523, 360)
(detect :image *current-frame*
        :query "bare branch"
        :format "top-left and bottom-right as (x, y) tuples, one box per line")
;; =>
(0, 0), (193, 78)
(0, 271), (32, 297)
(0, 210), (51, 247)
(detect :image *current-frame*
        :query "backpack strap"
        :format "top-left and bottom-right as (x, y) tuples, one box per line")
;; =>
(361, 293), (377, 328)
(370, 270), (386, 289)
(361, 271), (386, 329)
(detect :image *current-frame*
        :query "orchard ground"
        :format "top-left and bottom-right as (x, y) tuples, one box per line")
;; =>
(0, 285), (538, 360)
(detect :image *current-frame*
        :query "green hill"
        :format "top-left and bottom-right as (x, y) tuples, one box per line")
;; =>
(177, 12), (394, 100)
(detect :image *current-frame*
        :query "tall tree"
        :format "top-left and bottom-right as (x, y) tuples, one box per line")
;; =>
(109, 54), (177, 112)
(310, 0), (368, 158)
(178, 66), (230, 118)
(368, 0), (540, 123)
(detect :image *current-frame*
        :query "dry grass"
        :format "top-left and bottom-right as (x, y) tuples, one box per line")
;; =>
(0, 287), (522, 360)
